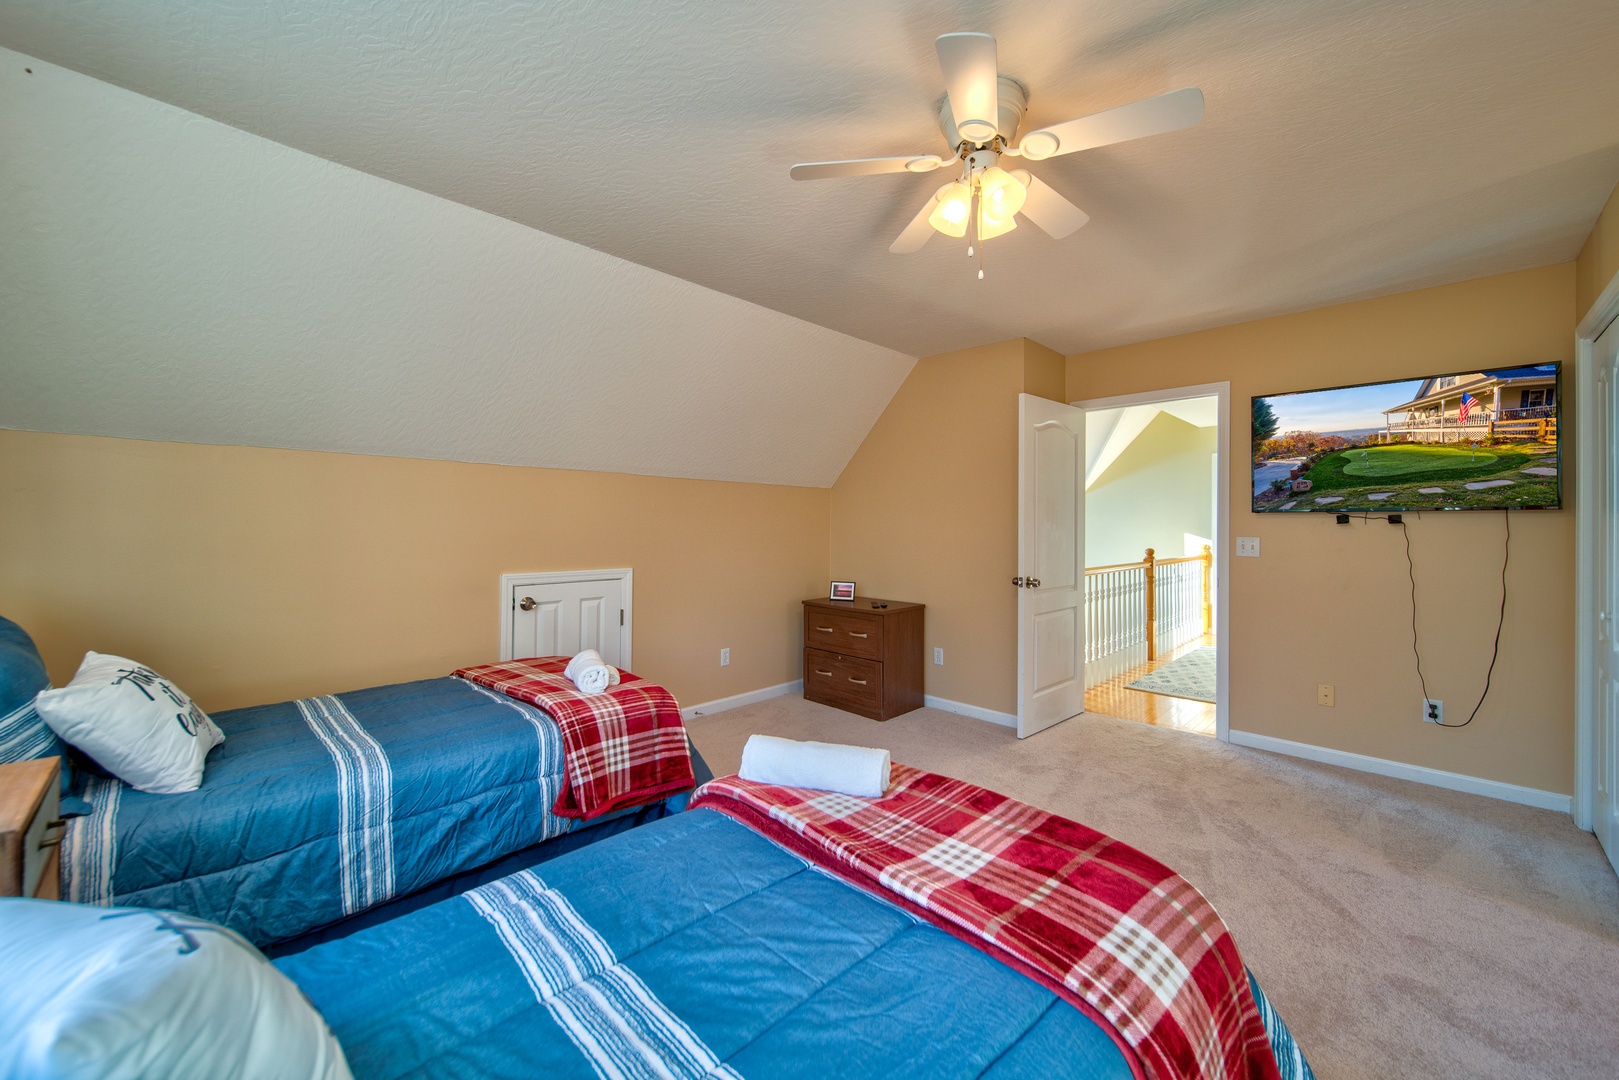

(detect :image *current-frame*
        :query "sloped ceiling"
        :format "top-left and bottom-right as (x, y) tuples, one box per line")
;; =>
(1084, 397), (1216, 488)
(3, 0), (1617, 359)
(0, 52), (913, 488)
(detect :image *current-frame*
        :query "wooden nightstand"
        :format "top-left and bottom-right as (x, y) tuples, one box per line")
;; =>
(803, 597), (924, 721)
(1, 756), (64, 899)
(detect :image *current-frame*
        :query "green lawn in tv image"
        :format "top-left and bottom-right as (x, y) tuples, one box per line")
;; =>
(1255, 441), (1559, 511)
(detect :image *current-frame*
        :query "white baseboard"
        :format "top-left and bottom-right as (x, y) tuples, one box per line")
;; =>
(924, 695), (1017, 728)
(1227, 730), (1572, 814)
(681, 680), (802, 721)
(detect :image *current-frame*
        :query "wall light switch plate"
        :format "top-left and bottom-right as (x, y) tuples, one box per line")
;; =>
(1236, 537), (1261, 557)
(934, 648), (944, 665)
(1317, 684), (1335, 707)
(720, 648), (730, 667)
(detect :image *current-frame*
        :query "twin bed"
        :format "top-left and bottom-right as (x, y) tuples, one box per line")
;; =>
(280, 808), (1145, 1079)
(61, 672), (704, 951)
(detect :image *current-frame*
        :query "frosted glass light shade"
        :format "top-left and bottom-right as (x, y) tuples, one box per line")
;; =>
(978, 167), (1027, 219)
(976, 208), (1018, 240)
(928, 182), (972, 237)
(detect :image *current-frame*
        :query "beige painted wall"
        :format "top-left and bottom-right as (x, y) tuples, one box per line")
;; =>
(1022, 339), (1068, 404)
(1576, 179), (1619, 321)
(0, 430), (828, 712)
(1066, 264), (1575, 794)
(828, 339), (1064, 716)
(1086, 412), (1217, 568)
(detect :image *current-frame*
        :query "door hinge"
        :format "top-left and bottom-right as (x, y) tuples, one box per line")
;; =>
(620, 609), (624, 626)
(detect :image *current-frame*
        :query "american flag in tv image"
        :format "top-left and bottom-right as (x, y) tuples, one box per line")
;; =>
(1251, 363), (1561, 513)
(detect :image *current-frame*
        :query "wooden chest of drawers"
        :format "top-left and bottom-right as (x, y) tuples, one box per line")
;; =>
(802, 597), (924, 721)
(1, 756), (63, 899)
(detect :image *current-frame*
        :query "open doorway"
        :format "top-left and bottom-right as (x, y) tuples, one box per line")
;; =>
(1073, 384), (1230, 738)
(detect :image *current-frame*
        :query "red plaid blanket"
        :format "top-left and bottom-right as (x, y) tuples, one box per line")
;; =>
(691, 766), (1280, 1080)
(453, 657), (694, 820)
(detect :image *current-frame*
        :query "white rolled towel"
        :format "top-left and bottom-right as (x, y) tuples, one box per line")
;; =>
(739, 734), (891, 798)
(564, 649), (621, 695)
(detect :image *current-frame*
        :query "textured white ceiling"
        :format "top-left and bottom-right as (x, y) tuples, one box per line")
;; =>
(0, 53), (913, 487)
(3, 0), (1616, 358)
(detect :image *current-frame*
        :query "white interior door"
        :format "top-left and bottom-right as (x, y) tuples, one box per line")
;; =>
(1594, 321), (1619, 875)
(504, 570), (630, 666)
(1018, 394), (1086, 738)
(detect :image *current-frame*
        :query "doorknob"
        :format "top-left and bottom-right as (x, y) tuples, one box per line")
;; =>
(518, 596), (538, 611)
(1012, 577), (1026, 588)
(1026, 578), (1041, 589)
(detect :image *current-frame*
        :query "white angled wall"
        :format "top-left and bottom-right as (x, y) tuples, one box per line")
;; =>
(0, 50), (915, 488)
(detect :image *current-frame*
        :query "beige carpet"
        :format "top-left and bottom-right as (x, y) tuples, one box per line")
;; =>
(686, 697), (1619, 1080)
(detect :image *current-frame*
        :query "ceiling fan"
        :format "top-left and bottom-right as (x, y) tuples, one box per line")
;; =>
(790, 32), (1204, 275)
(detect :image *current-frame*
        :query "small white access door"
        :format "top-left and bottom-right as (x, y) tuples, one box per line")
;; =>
(1593, 320), (1619, 876)
(501, 569), (632, 666)
(1017, 394), (1086, 738)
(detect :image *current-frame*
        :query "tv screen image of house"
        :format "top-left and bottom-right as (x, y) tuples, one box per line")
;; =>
(1252, 363), (1561, 513)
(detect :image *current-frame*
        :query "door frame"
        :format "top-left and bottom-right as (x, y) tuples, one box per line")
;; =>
(499, 568), (633, 665)
(1071, 381), (1232, 742)
(1574, 272), (1619, 832)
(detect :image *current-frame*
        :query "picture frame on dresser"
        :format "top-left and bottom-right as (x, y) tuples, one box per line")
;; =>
(829, 580), (856, 601)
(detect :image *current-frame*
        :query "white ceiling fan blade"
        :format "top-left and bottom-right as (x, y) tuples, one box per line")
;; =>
(1011, 171), (1089, 239)
(935, 32), (1000, 144)
(790, 155), (944, 181)
(1016, 87), (1204, 161)
(889, 192), (941, 254)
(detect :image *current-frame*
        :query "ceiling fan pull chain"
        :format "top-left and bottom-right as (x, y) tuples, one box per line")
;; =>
(975, 189), (986, 280)
(966, 175), (977, 258)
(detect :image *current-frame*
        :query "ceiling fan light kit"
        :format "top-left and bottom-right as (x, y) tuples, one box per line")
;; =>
(790, 31), (1205, 278)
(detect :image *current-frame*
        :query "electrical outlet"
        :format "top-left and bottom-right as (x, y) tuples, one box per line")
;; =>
(1317, 684), (1335, 707)
(720, 648), (730, 667)
(1423, 698), (1443, 724)
(934, 647), (944, 665)
(1236, 537), (1261, 557)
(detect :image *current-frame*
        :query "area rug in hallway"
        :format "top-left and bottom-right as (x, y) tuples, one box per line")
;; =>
(1127, 647), (1216, 703)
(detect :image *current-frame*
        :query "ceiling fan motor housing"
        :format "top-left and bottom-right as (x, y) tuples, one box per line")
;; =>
(939, 75), (1028, 150)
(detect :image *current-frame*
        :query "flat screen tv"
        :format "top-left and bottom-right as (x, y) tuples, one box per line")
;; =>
(1252, 363), (1561, 513)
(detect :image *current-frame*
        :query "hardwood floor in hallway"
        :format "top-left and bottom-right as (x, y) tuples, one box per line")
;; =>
(1083, 636), (1216, 736)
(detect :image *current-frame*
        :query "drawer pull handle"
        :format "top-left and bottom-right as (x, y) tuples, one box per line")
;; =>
(847, 632), (869, 638)
(39, 819), (67, 849)
(815, 669), (833, 677)
(815, 626), (834, 633)
(847, 677), (868, 685)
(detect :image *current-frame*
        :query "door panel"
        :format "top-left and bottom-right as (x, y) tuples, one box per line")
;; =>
(1018, 394), (1085, 738)
(523, 599), (565, 657)
(1033, 609), (1079, 693)
(1036, 424), (1079, 590)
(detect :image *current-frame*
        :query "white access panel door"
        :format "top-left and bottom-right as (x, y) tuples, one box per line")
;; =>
(1018, 394), (1086, 739)
(1594, 320), (1619, 877)
(503, 570), (631, 666)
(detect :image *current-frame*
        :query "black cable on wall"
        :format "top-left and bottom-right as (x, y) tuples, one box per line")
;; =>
(1400, 509), (1510, 729)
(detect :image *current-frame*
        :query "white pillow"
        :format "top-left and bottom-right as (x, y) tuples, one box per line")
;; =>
(0, 898), (351, 1080)
(35, 652), (225, 794)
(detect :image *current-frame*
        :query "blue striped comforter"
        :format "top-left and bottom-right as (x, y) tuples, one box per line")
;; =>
(278, 810), (1315, 1079)
(61, 676), (588, 947)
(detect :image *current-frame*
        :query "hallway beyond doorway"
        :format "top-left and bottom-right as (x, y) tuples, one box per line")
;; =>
(1085, 635), (1216, 736)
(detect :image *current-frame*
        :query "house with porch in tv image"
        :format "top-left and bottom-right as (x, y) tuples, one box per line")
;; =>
(1252, 364), (1560, 513)
(1380, 365), (1559, 444)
